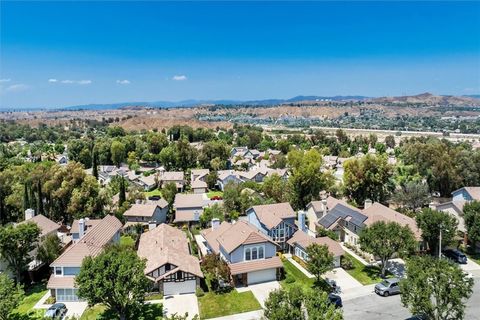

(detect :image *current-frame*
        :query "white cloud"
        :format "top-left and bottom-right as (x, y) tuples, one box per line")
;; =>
(48, 78), (58, 83)
(116, 79), (131, 85)
(58, 79), (91, 85)
(172, 75), (187, 81)
(77, 80), (92, 85)
(61, 80), (75, 84)
(0, 78), (11, 83)
(5, 84), (29, 93)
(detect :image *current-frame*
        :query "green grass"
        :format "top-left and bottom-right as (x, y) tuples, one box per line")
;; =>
(198, 290), (261, 319)
(14, 282), (48, 315)
(80, 304), (163, 320)
(280, 259), (330, 292)
(466, 249), (480, 265)
(206, 191), (223, 199)
(120, 235), (135, 247)
(344, 253), (387, 285)
(145, 293), (163, 301)
(145, 188), (162, 198)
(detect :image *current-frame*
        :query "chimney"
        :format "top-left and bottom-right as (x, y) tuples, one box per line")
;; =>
(25, 208), (35, 221)
(149, 222), (157, 230)
(79, 218), (85, 239)
(193, 210), (200, 221)
(364, 199), (372, 209)
(298, 211), (306, 232)
(321, 199), (328, 217)
(211, 218), (220, 230)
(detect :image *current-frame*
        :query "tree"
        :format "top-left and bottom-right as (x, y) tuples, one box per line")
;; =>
(222, 181), (242, 214)
(201, 254), (230, 291)
(343, 154), (394, 205)
(415, 208), (458, 256)
(0, 222), (40, 282)
(385, 135), (396, 148)
(119, 176), (126, 207)
(262, 173), (290, 203)
(205, 171), (218, 190)
(162, 182), (177, 210)
(200, 204), (224, 227)
(400, 256), (473, 320)
(111, 140), (126, 167)
(0, 274), (24, 320)
(463, 200), (480, 245)
(92, 147), (99, 179)
(392, 181), (430, 211)
(36, 233), (61, 266)
(359, 221), (416, 277)
(263, 286), (343, 320)
(76, 245), (150, 320)
(305, 243), (334, 282)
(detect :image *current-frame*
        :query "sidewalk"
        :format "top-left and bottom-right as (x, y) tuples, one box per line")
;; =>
(208, 310), (263, 320)
(340, 243), (369, 265)
(340, 284), (376, 301)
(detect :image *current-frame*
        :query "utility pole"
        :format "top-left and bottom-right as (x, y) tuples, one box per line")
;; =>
(439, 227), (442, 258)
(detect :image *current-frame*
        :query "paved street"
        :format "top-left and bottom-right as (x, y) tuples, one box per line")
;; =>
(343, 278), (480, 320)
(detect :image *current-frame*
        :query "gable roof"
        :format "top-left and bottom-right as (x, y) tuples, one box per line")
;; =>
(202, 220), (277, 254)
(174, 193), (205, 209)
(137, 224), (203, 278)
(287, 230), (345, 257)
(20, 214), (59, 237)
(191, 179), (208, 189)
(461, 187), (480, 200)
(51, 215), (122, 267)
(363, 203), (422, 240)
(123, 201), (167, 217)
(249, 203), (296, 229)
(160, 171), (184, 181)
(318, 203), (367, 229)
(70, 218), (101, 234)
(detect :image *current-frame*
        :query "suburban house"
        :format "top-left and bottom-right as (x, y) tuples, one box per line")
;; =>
(136, 174), (158, 191)
(435, 186), (480, 232)
(238, 170), (266, 183)
(159, 171), (185, 192)
(201, 220), (283, 286)
(191, 169), (210, 182)
(174, 193), (206, 224)
(70, 218), (101, 243)
(55, 154), (68, 165)
(287, 230), (345, 267)
(231, 147), (249, 158)
(47, 215), (122, 302)
(217, 170), (244, 191)
(137, 224), (203, 295)
(246, 203), (297, 251)
(191, 179), (208, 194)
(123, 199), (169, 229)
(20, 209), (60, 241)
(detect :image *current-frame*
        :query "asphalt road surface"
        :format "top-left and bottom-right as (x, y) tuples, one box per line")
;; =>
(343, 277), (480, 320)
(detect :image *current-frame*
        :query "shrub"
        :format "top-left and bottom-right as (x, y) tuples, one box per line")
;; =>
(285, 276), (295, 284)
(340, 255), (354, 270)
(195, 287), (205, 297)
(45, 296), (56, 304)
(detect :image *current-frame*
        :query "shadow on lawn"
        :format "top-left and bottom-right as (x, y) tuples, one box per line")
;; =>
(93, 304), (164, 320)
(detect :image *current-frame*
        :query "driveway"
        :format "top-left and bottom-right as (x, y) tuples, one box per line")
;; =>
(385, 258), (406, 278)
(243, 281), (280, 308)
(63, 302), (88, 318)
(323, 268), (363, 292)
(163, 294), (199, 320)
(461, 258), (480, 272)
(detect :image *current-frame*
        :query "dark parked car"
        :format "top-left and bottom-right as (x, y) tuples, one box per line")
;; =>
(148, 195), (161, 201)
(328, 293), (343, 308)
(44, 303), (67, 319)
(442, 249), (467, 264)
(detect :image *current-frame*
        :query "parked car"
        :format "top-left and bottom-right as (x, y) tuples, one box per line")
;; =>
(325, 278), (341, 294)
(328, 293), (343, 308)
(44, 303), (67, 319)
(374, 278), (401, 297)
(442, 249), (467, 264)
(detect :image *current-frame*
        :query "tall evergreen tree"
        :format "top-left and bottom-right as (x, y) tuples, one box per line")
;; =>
(92, 148), (99, 179)
(36, 180), (43, 216)
(23, 183), (29, 213)
(119, 177), (126, 207)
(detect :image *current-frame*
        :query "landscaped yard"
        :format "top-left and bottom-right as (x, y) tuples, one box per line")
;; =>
(344, 253), (387, 285)
(120, 235), (135, 247)
(80, 303), (163, 320)
(13, 282), (48, 315)
(206, 191), (223, 199)
(281, 259), (315, 291)
(145, 188), (162, 198)
(198, 290), (261, 319)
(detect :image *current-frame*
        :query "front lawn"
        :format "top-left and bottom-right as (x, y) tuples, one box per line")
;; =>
(80, 304), (163, 320)
(207, 191), (223, 199)
(280, 259), (330, 292)
(145, 293), (163, 301)
(145, 188), (162, 198)
(13, 282), (48, 315)
(198, 290), (261, 319)
(344, 253), (386, 285)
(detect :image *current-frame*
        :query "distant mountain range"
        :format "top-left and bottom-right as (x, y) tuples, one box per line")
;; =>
(1, 93), (479, 112)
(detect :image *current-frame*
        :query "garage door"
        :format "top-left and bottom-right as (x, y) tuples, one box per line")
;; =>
(248, 268), (276, 285)
(164, 280), (196, 295)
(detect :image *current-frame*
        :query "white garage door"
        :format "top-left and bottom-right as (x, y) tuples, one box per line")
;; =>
(248, 268), (276, 285)
(164, 280), (196, 295)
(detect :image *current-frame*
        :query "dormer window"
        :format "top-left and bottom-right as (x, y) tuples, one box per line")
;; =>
(165, 263), (170, 271)
(252, 247), (258, 260)
(259, 247), (264, 259)
(245, 248), (251, 260)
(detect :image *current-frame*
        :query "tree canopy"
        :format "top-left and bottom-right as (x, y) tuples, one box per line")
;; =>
(0, 274), (24, 320)
(463, 200), (480, 245)
(305, 243), (334, 282)
(415, 208), (458, 256)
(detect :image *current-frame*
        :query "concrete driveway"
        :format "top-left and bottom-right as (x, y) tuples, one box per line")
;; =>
(461, 258), (480, 272)
(63, 302), (88, 318)
(163, 294), (199, 320)
(242, 281), (280, 308)
(323, 268), (363, 292)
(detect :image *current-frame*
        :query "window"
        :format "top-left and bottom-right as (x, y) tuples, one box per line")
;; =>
(165, 264), (170, 271)
(259, 247), (264, 259)
(176, 271), (183, 280)
(55, 267), (62, 276)
(245, 248), (251, 261)
(252, 247), (258, 260)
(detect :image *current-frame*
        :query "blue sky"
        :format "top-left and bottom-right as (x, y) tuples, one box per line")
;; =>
(1, 1), (479, 108)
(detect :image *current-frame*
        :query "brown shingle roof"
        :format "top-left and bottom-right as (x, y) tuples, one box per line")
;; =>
(20, 214), (59, 237)
(161, 171), (184, 181)
(191, 179), (208, 189)
(229, 256), (282, 275)
(70, 218), (101, 234)
(174, 194), (205, 208)
(363, 203), (422, 240)
(250, 203), (296, 229)
(47, 275), (75, 289)
(51, 215), (122, 267)
(137, 224), (203, 278)
(123, 201), (167, 217)
(464, 187), (480, 200)
(287, 230), (344, 257)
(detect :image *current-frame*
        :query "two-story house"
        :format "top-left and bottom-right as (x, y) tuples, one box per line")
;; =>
(173, 194), (206, 224)
(137, 224), (203, 295)
(159, 171), (185, 192)
(201, 220), (283, 286)
(191, 169), (210, 183)
(123, 199), (169, 230)
(47, 215), (122, 302)
(246, 203), (297, 251)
